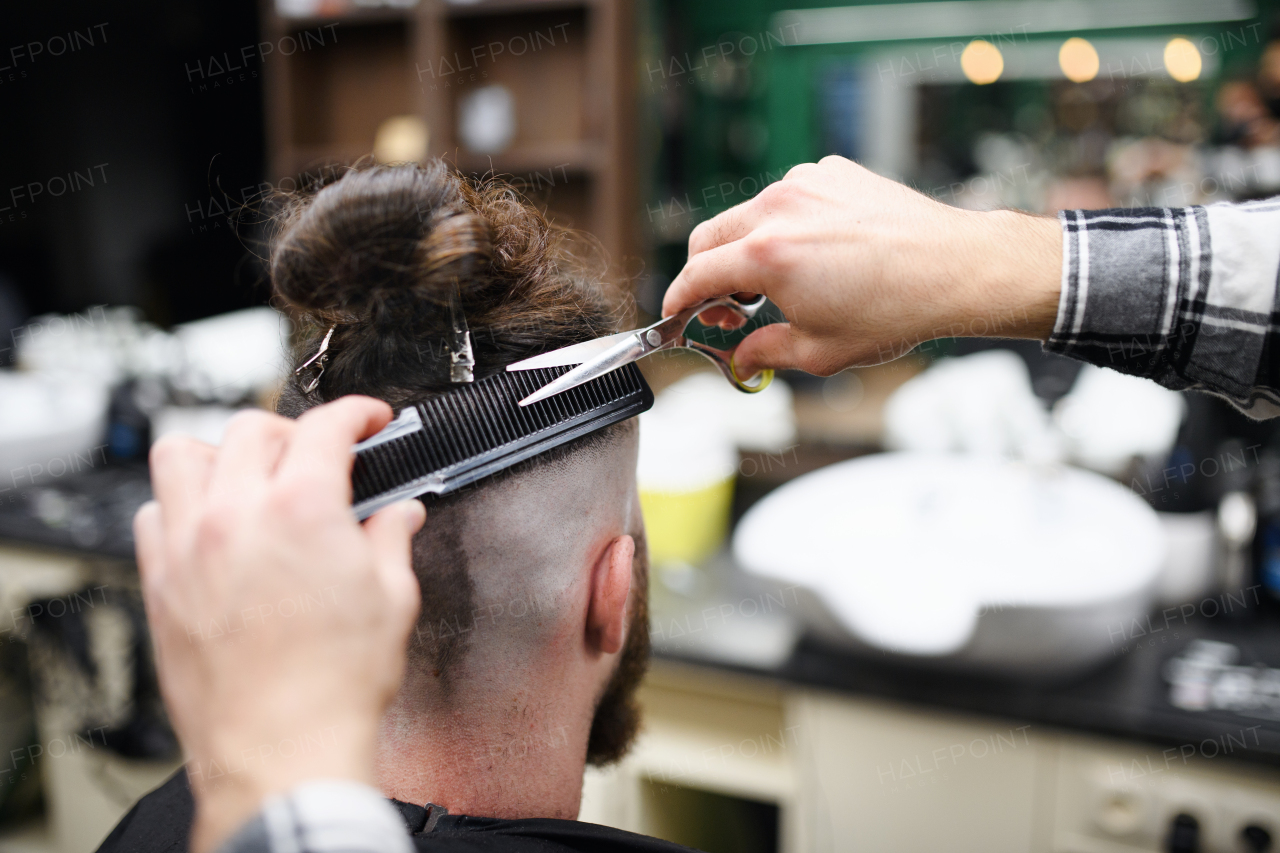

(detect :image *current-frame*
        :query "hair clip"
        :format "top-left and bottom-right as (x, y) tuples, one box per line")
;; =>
(295, 325), (335, 393)
(448, 282), (475, 384)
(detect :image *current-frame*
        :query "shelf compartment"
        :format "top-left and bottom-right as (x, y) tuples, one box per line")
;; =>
(454, 139), (602, 175)
(277, 4), (413, 32)
(289, 21), (414, 150)
(435, 7), (588, 154)
(443, 0), (589, 19)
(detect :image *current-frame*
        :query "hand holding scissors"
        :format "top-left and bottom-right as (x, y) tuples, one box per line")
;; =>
(506, 295), (775, 406)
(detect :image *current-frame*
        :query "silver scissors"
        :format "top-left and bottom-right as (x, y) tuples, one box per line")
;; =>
(506, 295), (775, 406)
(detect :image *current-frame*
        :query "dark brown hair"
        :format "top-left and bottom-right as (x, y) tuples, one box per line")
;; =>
(271, 159), (630, 410)
(268, 161), (646, 767)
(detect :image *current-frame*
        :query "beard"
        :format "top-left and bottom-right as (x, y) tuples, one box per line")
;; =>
(584, 533), (650, 766)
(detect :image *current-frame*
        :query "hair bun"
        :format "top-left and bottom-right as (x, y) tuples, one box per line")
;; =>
(270, 160), (626, 407)
(271, 162), (493, 330)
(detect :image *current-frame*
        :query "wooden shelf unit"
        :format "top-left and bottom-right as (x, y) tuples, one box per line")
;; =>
(261, 0), (636, 269)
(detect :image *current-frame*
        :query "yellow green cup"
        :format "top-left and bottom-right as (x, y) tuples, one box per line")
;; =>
(640, 475), (735, 567)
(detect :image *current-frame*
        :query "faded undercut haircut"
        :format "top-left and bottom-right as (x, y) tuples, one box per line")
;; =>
(268, 161), (648, 765)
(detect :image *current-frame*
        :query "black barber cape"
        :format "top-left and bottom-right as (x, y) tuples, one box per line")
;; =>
(96, 772), (700, 853)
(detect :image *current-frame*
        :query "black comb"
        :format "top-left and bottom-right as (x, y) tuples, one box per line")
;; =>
(350, 363), (652, 518)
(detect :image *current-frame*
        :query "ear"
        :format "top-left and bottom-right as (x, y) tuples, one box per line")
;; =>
(586, 535), (634, 655)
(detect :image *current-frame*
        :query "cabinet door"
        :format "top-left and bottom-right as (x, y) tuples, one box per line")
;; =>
(788, 690), (1052, 853)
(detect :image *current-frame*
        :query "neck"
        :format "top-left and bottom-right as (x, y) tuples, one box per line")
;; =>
(372, 660), (593, 820)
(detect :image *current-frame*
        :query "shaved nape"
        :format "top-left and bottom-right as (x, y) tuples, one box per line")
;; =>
(403, 420), (637, 699)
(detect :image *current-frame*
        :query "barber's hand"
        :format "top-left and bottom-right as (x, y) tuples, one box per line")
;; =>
(134, 397), (425, 853)
(662, 155), (1062, 377)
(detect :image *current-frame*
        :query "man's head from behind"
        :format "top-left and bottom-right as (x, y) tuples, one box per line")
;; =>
(269, 162), (648, 775)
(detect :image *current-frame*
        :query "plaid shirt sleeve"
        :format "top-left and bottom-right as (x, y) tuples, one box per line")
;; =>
(215, 780), (413, 853)
(1047, 199), (1280, 418)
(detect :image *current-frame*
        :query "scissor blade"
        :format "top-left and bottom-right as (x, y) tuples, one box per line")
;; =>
(518, 334), (647, 406)
(506, 330), (638, 371)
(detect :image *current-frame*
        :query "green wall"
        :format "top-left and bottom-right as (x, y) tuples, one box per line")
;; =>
(641, 0), (1279, 264)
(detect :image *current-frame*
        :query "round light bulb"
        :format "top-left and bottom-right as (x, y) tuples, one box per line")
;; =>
(373, 115), (429, 163)
(961, 39), (1004, 85)
(1059, 37), (1099, 83)
(1164, 37), (1202, 83)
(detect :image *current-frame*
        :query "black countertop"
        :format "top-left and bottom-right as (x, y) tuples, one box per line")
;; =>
(747, 621), (1280, 766)
(0, 460), (148, 560)
(649, 552), (1280, 770)
(3, 461), (1279, 770)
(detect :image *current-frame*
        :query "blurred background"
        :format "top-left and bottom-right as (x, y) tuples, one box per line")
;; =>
(3, 1), (1280, 851)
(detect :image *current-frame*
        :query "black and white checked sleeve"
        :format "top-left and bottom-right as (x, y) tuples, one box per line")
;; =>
(215, 780), (413, 853)
(1047, 199), (1280, 418)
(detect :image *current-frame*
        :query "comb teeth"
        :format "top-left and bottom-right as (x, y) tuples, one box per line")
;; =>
(350, 364), (652, 518)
